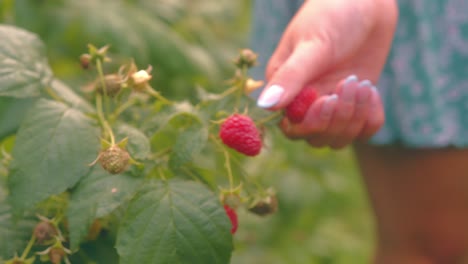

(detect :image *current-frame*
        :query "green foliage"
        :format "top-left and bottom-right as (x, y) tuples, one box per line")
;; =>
(8, 99), (99, 215)
(0, 2), (375, 264)
(67, 167), (142, 250)
(116, 180), (233, 264)
(0, 25), (53, 98)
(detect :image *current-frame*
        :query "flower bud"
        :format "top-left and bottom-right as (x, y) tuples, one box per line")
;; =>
(234, 49), (258, 68)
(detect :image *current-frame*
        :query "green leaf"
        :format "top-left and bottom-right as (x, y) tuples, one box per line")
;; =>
(67, 167), (142, 250)
(49, 79), (94, 113)
(8, 99), (100, 214)
(0, 194), (36, 259)
(115, 124), (150, 160)
(169, 124), (208, 170)
(0, 25), (53, 98)
(116, 180), (233, 264)
(0, 97), (36, 140)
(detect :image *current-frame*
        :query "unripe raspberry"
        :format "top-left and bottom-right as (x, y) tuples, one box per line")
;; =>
(95, 74), (123, 98)
(248, 193), (278, 216)
(219, 114), (262, 156)
(99, 145), (130, 174)
(49, 248), (66, 264)
(80, 54), (92, 69)
(34, 221), (57, 245)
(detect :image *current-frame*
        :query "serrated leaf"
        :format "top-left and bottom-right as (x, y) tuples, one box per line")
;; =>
(0, 203), (36, 259)
(8, 99), (100, 214)
(142, 102), (200, 135)
(0, 97), (35, 140)
(67, 167), (142, 250)
(0, 25), (53, 98)
(116, 180), (233, 264)
(115, 124), (150, 160)
(49, 79), (94, 113)
(169, 124), (208, 170)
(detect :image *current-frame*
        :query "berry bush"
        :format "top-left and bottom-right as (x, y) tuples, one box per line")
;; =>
(1, 2), (375, 264)
(0, 24), (283, 264)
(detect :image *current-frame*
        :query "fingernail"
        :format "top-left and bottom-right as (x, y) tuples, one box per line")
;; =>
(358, 80), (372, 88)
(344, 74), (358, 85)
(321, 94), (338, 119)
(257, 85), (284, 108)
(371, 86), (379, 94)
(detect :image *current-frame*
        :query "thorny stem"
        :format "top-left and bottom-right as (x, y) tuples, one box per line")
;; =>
(20, 235), (36, 260)
(96, 94), (115, 145)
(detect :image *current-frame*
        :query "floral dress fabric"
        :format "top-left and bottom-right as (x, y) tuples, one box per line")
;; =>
(250, 0), (468, 148)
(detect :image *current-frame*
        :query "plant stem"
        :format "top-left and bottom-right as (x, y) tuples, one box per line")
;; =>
(210, 135), (235, 189)
(96, 94), (115, 145)
(222, 147), (234, 189)
(20, 235), (36, 260)
(256, 111), (283, 126)
(234, 66), (248, 109)
(96, 58), (111, 116)
(110, 97), (137, 122)
(146, 86), (172, 105)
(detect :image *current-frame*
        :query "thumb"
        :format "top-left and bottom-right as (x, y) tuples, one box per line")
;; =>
(256, 40), (332, 110)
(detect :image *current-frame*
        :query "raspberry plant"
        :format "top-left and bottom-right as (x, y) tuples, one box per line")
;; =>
(0, 25), (282, 264)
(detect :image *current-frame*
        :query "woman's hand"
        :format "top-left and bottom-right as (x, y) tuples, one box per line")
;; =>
(256, 0), (398, 148)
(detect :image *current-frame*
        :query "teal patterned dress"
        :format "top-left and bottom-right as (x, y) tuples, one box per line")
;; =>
(250, 0), (468, 147)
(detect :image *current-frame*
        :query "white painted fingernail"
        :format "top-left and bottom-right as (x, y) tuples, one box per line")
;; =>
(344, 75), (358, 85)
(257, 85), (284, 108)
(358, 80), (373, 88)
(320, 94), (338, 118)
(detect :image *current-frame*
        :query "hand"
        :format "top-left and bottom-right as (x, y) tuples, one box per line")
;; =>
(255, 0), (397, 148)
(279, 75), (384, 149)
(256, 0), (397, 109)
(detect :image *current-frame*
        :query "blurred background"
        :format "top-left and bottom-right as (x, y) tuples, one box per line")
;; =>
(0, 1), (375, 263)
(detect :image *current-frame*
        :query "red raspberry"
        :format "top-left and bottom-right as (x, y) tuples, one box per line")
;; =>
(285, 87), (318, 123)
(223, 205), (238, 234)
(219, 114), (262, 156)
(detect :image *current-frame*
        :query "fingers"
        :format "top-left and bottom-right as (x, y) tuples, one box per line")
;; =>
(329, 79), (374, 148)
(358, 87), (385, 140)
(257, 40), (332, 110)
(279, 94), (339, 139)
(279, 76), (383, 149)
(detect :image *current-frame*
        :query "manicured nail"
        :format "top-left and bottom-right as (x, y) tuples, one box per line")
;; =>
(321, 94), (338, 119)
(371, 86), (379, 94)
(344, 75), (358, 85)
(358, 80), (372, 88)
(257, 85), (284, 108)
